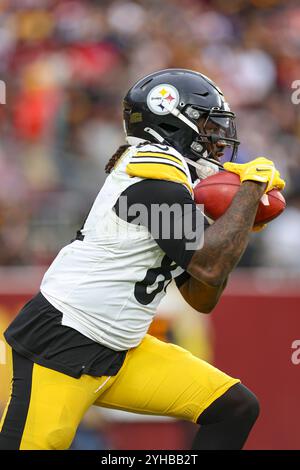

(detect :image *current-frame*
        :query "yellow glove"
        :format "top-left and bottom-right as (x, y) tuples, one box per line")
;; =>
(224, 157), (285, 193)
(252, 223), (267, 232)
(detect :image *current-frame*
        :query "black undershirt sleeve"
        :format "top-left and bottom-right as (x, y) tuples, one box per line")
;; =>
(174, 270), (191, 288)
(114, 179), (208, 272)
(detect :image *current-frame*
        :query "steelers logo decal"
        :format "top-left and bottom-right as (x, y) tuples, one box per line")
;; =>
(147, 84), (180, 115)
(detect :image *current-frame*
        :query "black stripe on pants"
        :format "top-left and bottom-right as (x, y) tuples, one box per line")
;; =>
(0, 350), (33, 450)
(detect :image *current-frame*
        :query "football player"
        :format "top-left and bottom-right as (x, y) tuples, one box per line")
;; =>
(0, 69), (285, 450)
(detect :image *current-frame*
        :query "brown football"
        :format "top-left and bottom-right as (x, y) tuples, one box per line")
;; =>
(194, 171), (286, 226)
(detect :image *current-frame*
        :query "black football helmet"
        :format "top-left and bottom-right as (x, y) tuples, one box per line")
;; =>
(123, 68), (239, 168)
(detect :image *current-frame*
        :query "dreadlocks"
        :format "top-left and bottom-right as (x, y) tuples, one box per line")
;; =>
(105, 145), (130, 174)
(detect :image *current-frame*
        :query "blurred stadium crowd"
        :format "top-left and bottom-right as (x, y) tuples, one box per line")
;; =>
(0, 0), (300, 268)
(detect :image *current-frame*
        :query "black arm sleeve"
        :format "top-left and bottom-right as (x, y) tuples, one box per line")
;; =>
(114, 179), (207, 270)
(174, 271), (191, 288)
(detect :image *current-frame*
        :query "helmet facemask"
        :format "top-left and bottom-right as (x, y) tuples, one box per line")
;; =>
(184, 106), (240, 168)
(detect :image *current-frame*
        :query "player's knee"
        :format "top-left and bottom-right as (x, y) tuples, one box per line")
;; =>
(233, 384), (260, 424)
(198, 383), (260, 425)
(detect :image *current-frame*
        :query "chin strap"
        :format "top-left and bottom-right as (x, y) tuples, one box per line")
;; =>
(184, 156), (220, 180)
(144, 127), (166, 143)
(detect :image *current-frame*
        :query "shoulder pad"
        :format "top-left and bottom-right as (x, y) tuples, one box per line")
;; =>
(126, 143), (192, 194)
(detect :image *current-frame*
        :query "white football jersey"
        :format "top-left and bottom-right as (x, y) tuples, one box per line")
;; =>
(41, 143), (193, 350)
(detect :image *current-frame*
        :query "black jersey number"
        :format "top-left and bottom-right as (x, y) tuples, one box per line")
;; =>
(134, 255), (177, 305)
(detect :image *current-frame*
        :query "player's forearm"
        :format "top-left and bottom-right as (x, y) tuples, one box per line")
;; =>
(180, 276), (228, 313)
(187, 181), (265, 286)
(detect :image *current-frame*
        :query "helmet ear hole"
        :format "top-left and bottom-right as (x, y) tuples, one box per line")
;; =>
(158, 123), (180, 134)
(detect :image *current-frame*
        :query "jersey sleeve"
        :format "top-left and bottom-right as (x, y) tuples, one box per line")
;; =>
(114, 179), (206, 270)
(126, 144), (193, 194)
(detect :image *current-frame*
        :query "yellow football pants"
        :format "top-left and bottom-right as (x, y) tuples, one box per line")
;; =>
(0, 335), (240, 450)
